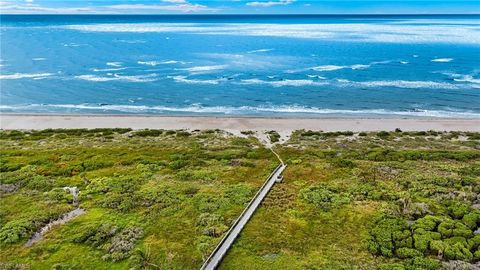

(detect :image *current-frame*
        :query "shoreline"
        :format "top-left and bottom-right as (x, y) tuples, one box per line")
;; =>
(1, 114), (479, 132)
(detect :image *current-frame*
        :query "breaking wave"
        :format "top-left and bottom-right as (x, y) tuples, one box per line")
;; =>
(239, 78), (465, 89)
(75, 73), (158, 82)
(1, 104), (479, 118)
(171, 76), (226, 85)
(431, 58), (454, 63)
(0, 73), (53, 80)
(177, 65), (227, 74)
(138, 60), (187, 66)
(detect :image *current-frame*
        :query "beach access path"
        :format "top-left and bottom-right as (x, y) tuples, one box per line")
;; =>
(200, 149), (286, 270)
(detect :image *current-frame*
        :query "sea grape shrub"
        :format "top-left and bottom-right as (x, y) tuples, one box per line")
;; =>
(299, 184), (351, 210)
(380, 257), (442, 270)
(367, 215), (411, 257)
(368, 210), (480, 264)
(377, 131), (391, 138)
(132, 129), (163, 137)
(0, 219), (34, 244)
(266, 131), (281, 143)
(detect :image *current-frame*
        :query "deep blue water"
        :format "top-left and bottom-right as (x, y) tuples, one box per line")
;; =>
(1, 15), (479, 117)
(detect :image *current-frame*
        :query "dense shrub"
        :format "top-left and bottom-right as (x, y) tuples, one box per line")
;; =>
(377, 131), (390, 138)
(299, 184), (350, 210)
(266, 131), (280, 143)
(369, 213), (479, 264)
(329, 158), (355, 168)
(74, 223), (143, 261)
(74, 223), (119, 247)
(396, 247), (423, 258)
(368, 216), (410, 257)
(132, 129), (163, 137)
(103, 227), (144, 261)
(0, 219), (34, 244)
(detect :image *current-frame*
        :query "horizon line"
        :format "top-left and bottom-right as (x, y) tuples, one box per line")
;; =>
(1, 13), (480, 16)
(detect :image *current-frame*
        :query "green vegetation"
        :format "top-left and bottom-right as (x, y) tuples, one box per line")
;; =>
(221, 130), (480, 270)
(1, 129), (479, 269)
(0, 129), (277, 269)
(266, 131), (281, 143)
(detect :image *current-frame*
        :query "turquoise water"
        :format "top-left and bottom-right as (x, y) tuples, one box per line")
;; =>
(1, 15), (479, 117)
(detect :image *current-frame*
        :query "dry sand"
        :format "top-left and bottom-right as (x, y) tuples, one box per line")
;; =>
(1, 114), (479, 133)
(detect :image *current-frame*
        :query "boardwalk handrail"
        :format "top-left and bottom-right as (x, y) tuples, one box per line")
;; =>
(200, 163), (285, 270)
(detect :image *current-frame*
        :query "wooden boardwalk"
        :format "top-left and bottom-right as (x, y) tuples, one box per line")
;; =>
(200, 161), (286, 270)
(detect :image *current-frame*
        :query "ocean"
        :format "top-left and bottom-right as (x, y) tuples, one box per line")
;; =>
(0, 15), (479, 118)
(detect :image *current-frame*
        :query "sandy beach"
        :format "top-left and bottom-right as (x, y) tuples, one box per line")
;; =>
(1, 114), (479, 133)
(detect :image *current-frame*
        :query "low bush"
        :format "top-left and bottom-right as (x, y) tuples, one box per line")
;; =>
(0, 219), (35, 244)
(299, 184), (350, 210)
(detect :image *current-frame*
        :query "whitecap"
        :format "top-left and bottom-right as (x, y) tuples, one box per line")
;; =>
(177, 65), (227, 74)
(62, 43), (83, 47)
(247, 48), (274, 53)
(307, 75), (326, 79)
(171, 76), (225, 85)
(452, 75), (480, 88)
(431, 58), (453, 63)
(352, 80), (459, 89)
(91, 67), (127, 72)
(138, 60), (186, 66)
(115, 39), (146, 44)
(311, 64), (370, 72)
(75, 73), (158, 83)
(32, 58), (47, 61)
(241, 78), (328, 87)
(311, 65), (344, 72)
(106, 62), (123, 67)
(0, 73), (53, 80)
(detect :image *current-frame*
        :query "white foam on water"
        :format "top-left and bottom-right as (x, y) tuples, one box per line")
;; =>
(138, 60), (187, 66)
(171, 75), (226, 85)
(239, 77), (466, 89)
(453, 75), (480, 88)
(60, 22), (480, 44)
(247, 48), (274, 53)
(177, 65), (227, 74)
(2, 103), (479, 118)
(91, 67), (127, 72)
(341, 79), (460, 89)
(115, 39), (146, 44)
(311, 64), (370, 72)
(0, 73), (53, 80)
(307, 75), (327, 79)
(431, 58), (454, 63)
(75, 73), (158, 82)
(241, 78), (328, 87)
(106, 62), (123, 67)
(32, 58), (47, 61)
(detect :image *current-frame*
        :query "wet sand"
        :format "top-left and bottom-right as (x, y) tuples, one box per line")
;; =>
(1, 114), (479, 132)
